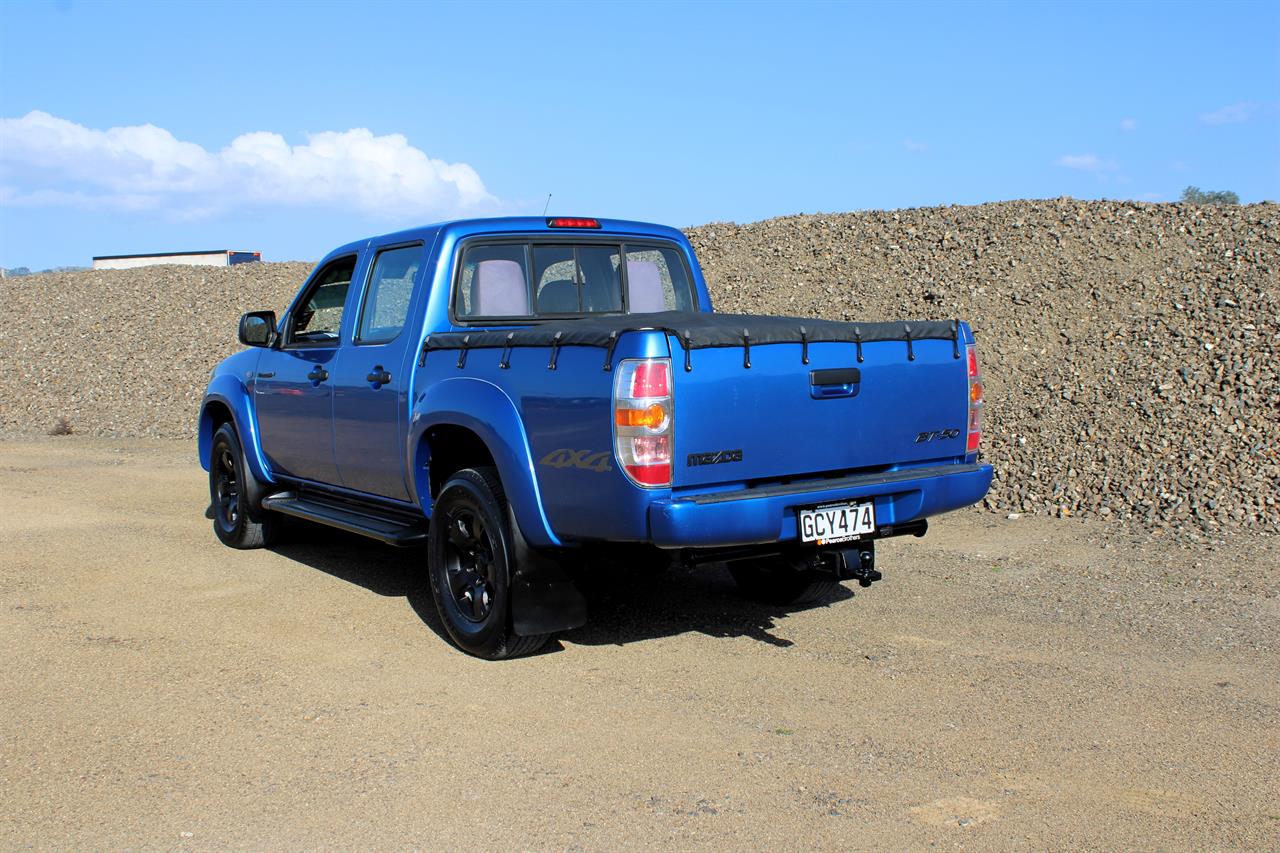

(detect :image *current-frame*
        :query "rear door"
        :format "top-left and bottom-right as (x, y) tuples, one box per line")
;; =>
(672, 337), (970, 488)
(254, 255), (360, 485)
(329, 242), (427, 501)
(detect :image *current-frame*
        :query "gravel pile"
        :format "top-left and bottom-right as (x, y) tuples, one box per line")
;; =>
(1, 199), (1275, 536)
(688, 199), (1278, 537)
(0, 262), (312, 439)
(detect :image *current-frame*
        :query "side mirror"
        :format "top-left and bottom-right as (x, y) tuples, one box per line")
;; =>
(238, 310), (277, 347)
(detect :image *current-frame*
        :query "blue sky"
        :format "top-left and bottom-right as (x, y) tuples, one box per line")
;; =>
(1, 0), (1277, 269)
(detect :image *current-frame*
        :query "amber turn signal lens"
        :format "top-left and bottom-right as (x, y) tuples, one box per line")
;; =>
(615, 403), (667, 429)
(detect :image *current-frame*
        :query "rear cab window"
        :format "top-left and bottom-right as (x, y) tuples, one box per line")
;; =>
(454, 239), (695, 322)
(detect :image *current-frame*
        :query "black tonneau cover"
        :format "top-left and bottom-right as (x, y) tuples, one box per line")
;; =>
(425, 311), (963, 370)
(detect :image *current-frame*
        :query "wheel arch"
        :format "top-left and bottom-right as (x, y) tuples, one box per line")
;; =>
(198, 374), (273, 487)
(410, 377), (561, 548)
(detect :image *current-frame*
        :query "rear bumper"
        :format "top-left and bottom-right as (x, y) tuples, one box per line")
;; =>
(648, 463), (993, 548)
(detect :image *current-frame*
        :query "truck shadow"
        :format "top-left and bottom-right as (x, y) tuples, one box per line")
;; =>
(266, 520), (857, 653)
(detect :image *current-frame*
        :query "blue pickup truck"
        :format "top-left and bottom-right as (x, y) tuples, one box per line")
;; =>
(200, 216), (992, 658)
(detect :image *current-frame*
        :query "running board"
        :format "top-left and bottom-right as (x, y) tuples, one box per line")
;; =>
(262, 491), (428, 546)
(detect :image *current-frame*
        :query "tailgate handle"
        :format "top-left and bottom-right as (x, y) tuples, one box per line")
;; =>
(810, 367), (861, 399)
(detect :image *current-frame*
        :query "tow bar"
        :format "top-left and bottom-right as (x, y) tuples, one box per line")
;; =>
(832, 543), (881, 587)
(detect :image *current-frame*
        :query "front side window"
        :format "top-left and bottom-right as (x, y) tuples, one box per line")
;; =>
(289, 256), (356, 344)
(357, 245), (421, 344)
(454, 240), (694, 320)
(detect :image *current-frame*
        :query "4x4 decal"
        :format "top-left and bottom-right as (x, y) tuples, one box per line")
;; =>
(540, 448), (612, 473)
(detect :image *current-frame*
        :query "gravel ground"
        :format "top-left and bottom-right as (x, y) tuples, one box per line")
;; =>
(1, 437), (1277, 850)
(1, 200), (1275, 538)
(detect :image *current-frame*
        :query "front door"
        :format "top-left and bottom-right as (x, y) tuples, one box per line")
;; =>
(255, 255), (359, 485)
(330, 243), (426, 501)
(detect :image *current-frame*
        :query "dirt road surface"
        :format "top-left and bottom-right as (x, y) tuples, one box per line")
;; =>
(2, 437), (1276, 850)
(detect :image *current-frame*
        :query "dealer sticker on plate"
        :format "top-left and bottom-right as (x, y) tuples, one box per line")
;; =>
(798, 500), (876, 544)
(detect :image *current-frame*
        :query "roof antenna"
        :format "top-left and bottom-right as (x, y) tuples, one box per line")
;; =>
(542, 193), (552, 217)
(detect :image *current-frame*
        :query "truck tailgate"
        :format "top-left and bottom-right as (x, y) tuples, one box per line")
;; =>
(672, 335), (970, 488)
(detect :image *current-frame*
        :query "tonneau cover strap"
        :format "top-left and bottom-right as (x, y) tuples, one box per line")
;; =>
(602, 330), (619, 372)
(548, 331), (563, 370)
(500, 332), (514, 369)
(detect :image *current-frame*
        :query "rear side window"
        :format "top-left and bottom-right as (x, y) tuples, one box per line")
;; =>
(357, 245), (421, 344)
(454, 240), (695, 320)
(289, 256), (356, 345)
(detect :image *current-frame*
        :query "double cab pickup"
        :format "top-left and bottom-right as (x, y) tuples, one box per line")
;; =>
(200, 216), (993, 658)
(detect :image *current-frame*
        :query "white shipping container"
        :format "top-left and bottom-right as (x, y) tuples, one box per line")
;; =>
(93, 250), (260, 270)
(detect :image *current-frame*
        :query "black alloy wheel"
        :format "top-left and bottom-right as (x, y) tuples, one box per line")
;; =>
(427, 467), (549, 659)
(214, 444), (241, 529)
(209, 423), (275, 549)
(442, 507), (498, 623)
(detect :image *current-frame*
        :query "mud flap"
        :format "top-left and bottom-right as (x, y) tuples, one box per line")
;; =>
(507, 507), (588, 636)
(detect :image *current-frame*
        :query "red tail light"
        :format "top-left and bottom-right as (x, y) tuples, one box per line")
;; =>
(966, 342), (983, 453)
(630, 361), (670, 397)
(614, 358), (673, 488)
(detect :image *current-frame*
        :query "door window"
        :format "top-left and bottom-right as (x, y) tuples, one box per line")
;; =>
(356, 245), (421, 344)
(288, 256), (356, 345)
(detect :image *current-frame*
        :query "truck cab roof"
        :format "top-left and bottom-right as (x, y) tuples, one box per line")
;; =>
(317, 217), (690, 268)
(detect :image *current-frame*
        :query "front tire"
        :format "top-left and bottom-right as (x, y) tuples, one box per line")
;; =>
(428, 467), (549, 659)
(729, 557), (840, 606)
(209, 423), (277, 549)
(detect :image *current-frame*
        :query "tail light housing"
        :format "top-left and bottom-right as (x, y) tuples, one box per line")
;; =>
(966, 342), (983, 453)
(614, 358), (673, 487)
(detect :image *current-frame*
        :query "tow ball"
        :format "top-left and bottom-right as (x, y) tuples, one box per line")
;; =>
(825, 543), (881, 587)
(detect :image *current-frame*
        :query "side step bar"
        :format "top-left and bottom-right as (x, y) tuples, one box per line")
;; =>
(262, 491), (429, 546)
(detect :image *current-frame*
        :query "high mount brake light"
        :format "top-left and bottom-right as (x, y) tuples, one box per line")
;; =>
(614, 358), (673, 488)
(966, 343), (983, 453)
(546, 217), (601, 229)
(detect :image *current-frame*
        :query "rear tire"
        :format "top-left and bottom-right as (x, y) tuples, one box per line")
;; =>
(729, 558), (840, 606)
(428, 467), (549, 659)
(209, 423), (277, 549)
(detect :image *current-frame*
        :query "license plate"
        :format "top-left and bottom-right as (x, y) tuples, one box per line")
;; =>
(797, 500), (876, 544)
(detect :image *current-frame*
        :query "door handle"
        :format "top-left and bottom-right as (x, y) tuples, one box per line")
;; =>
(366, 366), (392, 387)
(307, 366), (329, 384)
(809, 367), (861, 399)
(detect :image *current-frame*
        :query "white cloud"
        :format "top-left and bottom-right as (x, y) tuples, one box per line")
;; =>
(1199, 102), (1257, 125)
(0, 110), (496, 218)
(1056, 153), (1119, 172)
(902, 138), (929, 152)
(1119, 118), (1138, 132)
